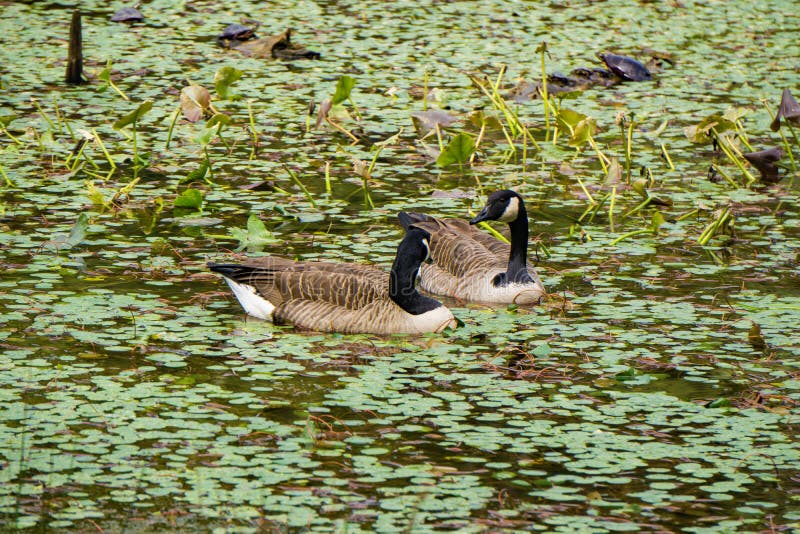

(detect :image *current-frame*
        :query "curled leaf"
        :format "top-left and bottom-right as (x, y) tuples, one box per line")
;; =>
(569, 116), (597, 148)
(770, 89), (800, 131)
(66, 212), (89, 247)
(314, 99), (332, 129)
(743, 147), (783, 183)
(411, 110), (457, 136)
(180, 85), (212, 123)
(748, 322), (767, 351)
(206, 113), (232, 129)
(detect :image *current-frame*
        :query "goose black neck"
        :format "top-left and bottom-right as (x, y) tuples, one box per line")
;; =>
(389, 243), (440, 315)
(506, 203), (532, 283)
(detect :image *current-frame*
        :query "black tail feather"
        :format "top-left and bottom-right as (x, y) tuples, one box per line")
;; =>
(207, 262), (252, 281)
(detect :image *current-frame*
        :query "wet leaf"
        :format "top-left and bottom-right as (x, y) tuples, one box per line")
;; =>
(684, 114), (736, 144)
(174, 189), (203, 210)
(214, 66), (243, 100)
(651, 211), (665, 232)
(229, 214), (276, 252)
(436, 132), (475, 167)
(66, 212), (89, 247)
(332, 75), (356, 105)
(113, 100), (152, 129)
(206, 113), (232, 129)
(569, 116), (597, 147)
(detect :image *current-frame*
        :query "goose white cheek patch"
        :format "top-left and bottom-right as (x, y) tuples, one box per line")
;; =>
(499, 196), (519, 222)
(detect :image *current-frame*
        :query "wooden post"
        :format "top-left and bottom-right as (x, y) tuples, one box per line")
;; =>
(66, 10), (83, 84)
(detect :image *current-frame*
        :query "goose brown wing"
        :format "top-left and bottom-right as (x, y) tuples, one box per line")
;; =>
(271, 268), (388, 309)
(407, 217), (506, 278)
(213, 260), (388, 309)
(239, 257), (388, 286)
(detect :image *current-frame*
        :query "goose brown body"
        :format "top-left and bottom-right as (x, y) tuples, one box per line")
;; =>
(208, 229), (456, 335)
(399, 191), (545, 305)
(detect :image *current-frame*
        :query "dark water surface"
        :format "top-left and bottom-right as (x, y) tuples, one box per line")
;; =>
(1, 0), (798, 531)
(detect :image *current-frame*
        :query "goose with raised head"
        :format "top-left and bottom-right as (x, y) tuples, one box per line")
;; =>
(208, 227), (456, 335)
(398, 190), (545, 305)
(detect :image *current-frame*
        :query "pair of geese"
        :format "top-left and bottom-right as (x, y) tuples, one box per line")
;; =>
(208, 190), (545, 335)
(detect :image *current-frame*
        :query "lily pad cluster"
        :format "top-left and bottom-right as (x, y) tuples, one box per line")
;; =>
(0, 0), (798, 531)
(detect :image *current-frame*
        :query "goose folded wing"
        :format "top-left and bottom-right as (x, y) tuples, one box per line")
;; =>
(271, 268), (388, 309)
(273, 298), (404, 334)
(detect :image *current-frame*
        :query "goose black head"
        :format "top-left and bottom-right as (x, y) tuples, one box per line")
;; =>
(470, 190), (524, 225)
(398, 227), (433, 266)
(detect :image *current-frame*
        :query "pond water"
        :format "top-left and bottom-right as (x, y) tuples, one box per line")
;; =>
(1, 0), (799, 531)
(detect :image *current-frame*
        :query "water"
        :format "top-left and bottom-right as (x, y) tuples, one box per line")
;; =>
(1, 0), (799, 531)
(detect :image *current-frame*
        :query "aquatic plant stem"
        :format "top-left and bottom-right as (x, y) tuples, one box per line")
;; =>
(522, 131), (528, 172)
(734, 120), (753, 152)
(51, 95), (65, 135)
(586, 135), (609, 174)
(471, 122), (486, 164)
(0, 163), (12, 186)
(713, 129), (756, 185)
(626, 118), (634, 182)
(621, 197), (653, 220)
(0, 126), (22, 145)
(423, 68), (429, 112)
(32, 98), (57, 132)
(435, 124), (445, 152)
(538, 42), (550, 141)
(247, 100), (259, 160)
(661, 143), (675, 170)
(325, 117), (359, 144)
(697, 207), (732, 245)
(132, 118), (139, 181)
(676, 208), (699, 222)
(609, 228), (652, 246)
(164, 106), (180, 150)
(324, 161), (332, 195)
(711, 164), (739, 188)
(91, 128), (116, 170)
(608, 186), (616, 232)
(203, 147), (214, 183)
(283, 165), (317, 209)
(576, 176), (596, 205)
(467, 72), (539, 150)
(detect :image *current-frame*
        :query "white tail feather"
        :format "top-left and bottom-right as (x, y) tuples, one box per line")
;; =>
(222, 279), (275, 320)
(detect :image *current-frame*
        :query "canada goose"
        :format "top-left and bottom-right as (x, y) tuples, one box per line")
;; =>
(398, 190), (545, 304)
(208, 227), (456, 335)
